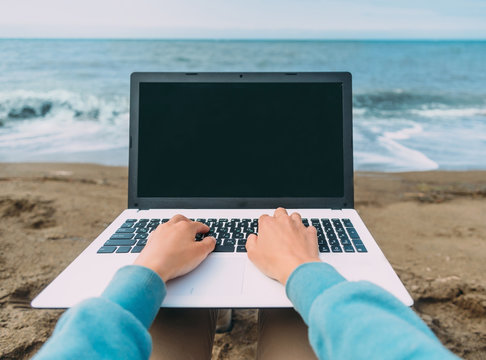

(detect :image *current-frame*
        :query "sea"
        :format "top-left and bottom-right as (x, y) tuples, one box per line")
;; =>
(1, 39), (485, 172)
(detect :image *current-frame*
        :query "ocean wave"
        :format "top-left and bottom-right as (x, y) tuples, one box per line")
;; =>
(410, 107), (486, 118)
(0, 90), (128, 126)
(383, 123), (423, 140)
(354, 121), (438, 172)
(353, 90), (485, 113)
(0, 90), (129, 159)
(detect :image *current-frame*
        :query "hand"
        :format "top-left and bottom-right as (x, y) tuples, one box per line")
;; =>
(246, 208), (321, 285)
(134, 215), (216, 282)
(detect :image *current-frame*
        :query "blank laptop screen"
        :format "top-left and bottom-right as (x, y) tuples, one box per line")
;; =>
(137, 82), (344, 198)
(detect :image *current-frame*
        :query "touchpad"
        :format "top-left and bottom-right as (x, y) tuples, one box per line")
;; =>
(166, 257), (245, 296)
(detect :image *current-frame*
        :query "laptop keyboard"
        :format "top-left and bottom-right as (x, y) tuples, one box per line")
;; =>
(97, 218), (367, 254)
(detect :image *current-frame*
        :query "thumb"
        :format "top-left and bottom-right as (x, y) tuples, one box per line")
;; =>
(245, 233), (258, 253)
(198, 236), (216, 254)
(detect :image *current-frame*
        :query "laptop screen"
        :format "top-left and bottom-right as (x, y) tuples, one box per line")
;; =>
(137, 82), (344, 198)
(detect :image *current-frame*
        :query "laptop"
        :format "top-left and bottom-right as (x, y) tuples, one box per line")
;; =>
(32, 72), (413, 309)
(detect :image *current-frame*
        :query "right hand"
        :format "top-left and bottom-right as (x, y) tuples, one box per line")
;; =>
(246, 207), (321, 285)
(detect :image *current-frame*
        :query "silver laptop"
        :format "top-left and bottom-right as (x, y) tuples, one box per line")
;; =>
(32, 72), (413, 309)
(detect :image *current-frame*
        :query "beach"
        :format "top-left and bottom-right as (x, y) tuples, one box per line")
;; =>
(0, 162), (485, 359)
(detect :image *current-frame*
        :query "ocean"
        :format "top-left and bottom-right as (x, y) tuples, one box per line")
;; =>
(1, 39), (485, 171)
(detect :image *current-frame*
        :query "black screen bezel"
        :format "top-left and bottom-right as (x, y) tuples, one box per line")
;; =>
(128, 72), (354, 209)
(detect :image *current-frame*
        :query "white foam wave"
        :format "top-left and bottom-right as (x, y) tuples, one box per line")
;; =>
(0, 89), (128, 125)
(0, 90), (129, 160)
(383, 123), (423, 140)
(411, 107), (486, 118)
(354, 122), (439, 172)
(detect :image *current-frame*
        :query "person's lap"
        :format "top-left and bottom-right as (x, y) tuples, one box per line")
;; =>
(149, 308), (317, 360)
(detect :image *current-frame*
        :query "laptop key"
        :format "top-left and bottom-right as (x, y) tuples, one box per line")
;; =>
(328, 238), (339, 246)
(97, 246), (116, 253)
(237, 239), (247, 245)
(116, 246), (132, 253)
(355, 244), (368, 253)
(110, 233), (135, 239)
(327, 232), (337, 240)
(120, 222), (134, 228)
(136, 239), (147, 246)
(331, 245), (343, 252)
(116, 227), (136, 233)
(131, 246), (144, 253)
(319, 244), (330, 252)
(343, 245), (355, 252)
(236, 245), (247, 252)
(340, 238), (351, 246)
(135, 233), (148, 239)
(342, 219), (354, 227)
(105, 239), (136, 246)
(346, 227), (360, 239)
(213, 245), (235, 252)
(338, 232), (349, 241)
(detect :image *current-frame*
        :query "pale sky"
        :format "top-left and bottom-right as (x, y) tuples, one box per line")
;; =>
(1, 0), (486, 39)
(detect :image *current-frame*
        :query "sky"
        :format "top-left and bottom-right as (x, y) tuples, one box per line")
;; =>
(1, 0), (486, 39)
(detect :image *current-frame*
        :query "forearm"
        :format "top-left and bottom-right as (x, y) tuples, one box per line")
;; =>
(286, 262), (458, 360)
(34, 265), (165, 360)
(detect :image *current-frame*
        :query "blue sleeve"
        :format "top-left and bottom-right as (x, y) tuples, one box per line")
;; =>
(33, 265), (166, 360)
(286, 262), (459, 360)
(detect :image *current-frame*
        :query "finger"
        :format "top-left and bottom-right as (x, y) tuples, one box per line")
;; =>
(192, 221), (210, 234)
(169, 214), (189, 224)
(198, 236), (216, 254)
(274, 207), (288, 217)
(290, 212), (302, 223)
(306, 225), (317, 237)
(246, 233), (258, 249)
(306, 226), (318, 242)
(259, 214), (270, 226)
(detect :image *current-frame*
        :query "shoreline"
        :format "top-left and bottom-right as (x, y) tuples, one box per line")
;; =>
(0, 163), (485, 359)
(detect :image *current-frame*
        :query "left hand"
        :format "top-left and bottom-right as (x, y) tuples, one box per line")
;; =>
(134, 215), (216, 282)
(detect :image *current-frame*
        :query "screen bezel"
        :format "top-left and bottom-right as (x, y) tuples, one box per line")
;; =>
(128, 72), (354, 209)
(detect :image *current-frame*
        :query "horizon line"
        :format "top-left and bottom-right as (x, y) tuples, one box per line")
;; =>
(1, 37), (486, 41)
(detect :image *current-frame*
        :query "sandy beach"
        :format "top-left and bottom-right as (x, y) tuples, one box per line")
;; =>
(0, 163), (485, 359)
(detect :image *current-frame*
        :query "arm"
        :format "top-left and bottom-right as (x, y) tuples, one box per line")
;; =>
(34, 265), (165, 360)
(34, 215), (216, 360)
(286, 262), (458, 360)
(247, 208), (458, 360)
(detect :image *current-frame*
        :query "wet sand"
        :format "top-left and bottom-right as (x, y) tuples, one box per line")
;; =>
(0, 163), (485, 359)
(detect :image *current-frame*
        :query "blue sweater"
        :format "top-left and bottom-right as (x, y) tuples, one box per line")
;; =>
(33, 263), (458, 359)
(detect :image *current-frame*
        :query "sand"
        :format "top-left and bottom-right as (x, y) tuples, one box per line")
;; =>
(0, 163), (485, 359)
